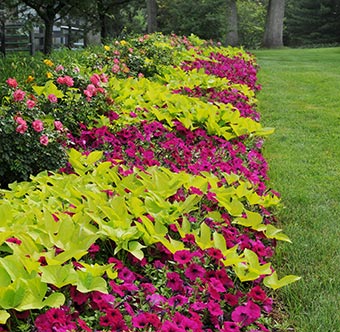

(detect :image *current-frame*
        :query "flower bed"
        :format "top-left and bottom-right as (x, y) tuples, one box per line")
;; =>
(0, 33), (298, 331)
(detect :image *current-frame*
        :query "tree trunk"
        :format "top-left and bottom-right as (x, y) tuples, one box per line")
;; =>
(146, 0), (157, 33)
(0, 19), (5, 56)
(225, 0), (239, 46)
(263, 0), (285, 48)
(43, 18), (54, 54)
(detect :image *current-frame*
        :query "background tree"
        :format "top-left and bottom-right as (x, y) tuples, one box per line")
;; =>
(263, 0), (285, 47)
(146, 0), (157, 33)
(21, 0), (75, 54)
(157, 0), (226, 40)
(225, 0), (239, 46)
(237, 0), (267, 48)
(285, 0), (340, 46)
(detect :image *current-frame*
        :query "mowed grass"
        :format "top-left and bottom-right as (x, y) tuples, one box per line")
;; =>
(254, 47), (340, 331)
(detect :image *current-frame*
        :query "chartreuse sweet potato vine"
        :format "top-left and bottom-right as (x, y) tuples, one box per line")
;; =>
(0, 149), (300, 323)
(107, 75), (273, 140)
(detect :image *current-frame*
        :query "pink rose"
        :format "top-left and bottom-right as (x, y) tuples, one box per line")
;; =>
(16, 123), (28, 134)
(48, 94), (58, 103)
(26, 99), (36, 109)
(63, 75), (74, 87)
(100, 73), (108, 83)
(56, 76), (74, 87)
(56, 76), (65, 85)
(13, 89), (26, 102)
(55, 65), (64, 72)
(54, 120), (63, 132)
(112, 64), (120, 73)
(90, 74), (101, 86)
(40, 135), (49, 146)
(6, 77), (18, 88)
(84, 84), (97, 99)
(15, 116), (26, 125)
(32, 119), (44, 132)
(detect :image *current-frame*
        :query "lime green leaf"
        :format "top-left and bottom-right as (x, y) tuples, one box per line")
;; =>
(0, 311), (10, 324)
(222, 245), (243, 266)
(128, 241), (146, 260)
(213, 232), (227, 253)
(264, 224), (291, 242)
(0, 280), (26, 309)
(0, 267), (11, 287)
(234, 210), (263, 228)
(197, 222), (212, 249)
(40, 264), (77, 288)
(32, 81), (64, 98)
(76, 270), (107, 293)
(264, 271), (301, 290)
(86, 151), (103, 165)
(42, 292), (66, 308)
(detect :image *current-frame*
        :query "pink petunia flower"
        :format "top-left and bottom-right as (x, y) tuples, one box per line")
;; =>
(112, 64), (120, 73)
(32, 119), (44, 132)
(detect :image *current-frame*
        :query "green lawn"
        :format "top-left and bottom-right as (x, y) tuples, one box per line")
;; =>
(254, 47), (340, 331)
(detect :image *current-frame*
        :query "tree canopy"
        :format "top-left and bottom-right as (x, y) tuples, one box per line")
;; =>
(1, 0), (340, 53)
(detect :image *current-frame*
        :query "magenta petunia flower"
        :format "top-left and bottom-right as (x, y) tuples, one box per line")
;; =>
(231, 301), (262, 327)
(166, 271), (183, 291)
(6, 237), (22, 245)
(248, 285), (267, 302)
(69, 286), (90, 305)
(174, 249), (194, 264)
(118, 266), (136, 283)
(208, 277), (226, 293)
(132, 312), (150, 328)
(160, 320), (185, 332)
(207, 300), (223, 317)
(222, 321), (241, 332)
(168, 294), (188, 307)
(77, 318), (92, 332)
(184, 263), (205, 281)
